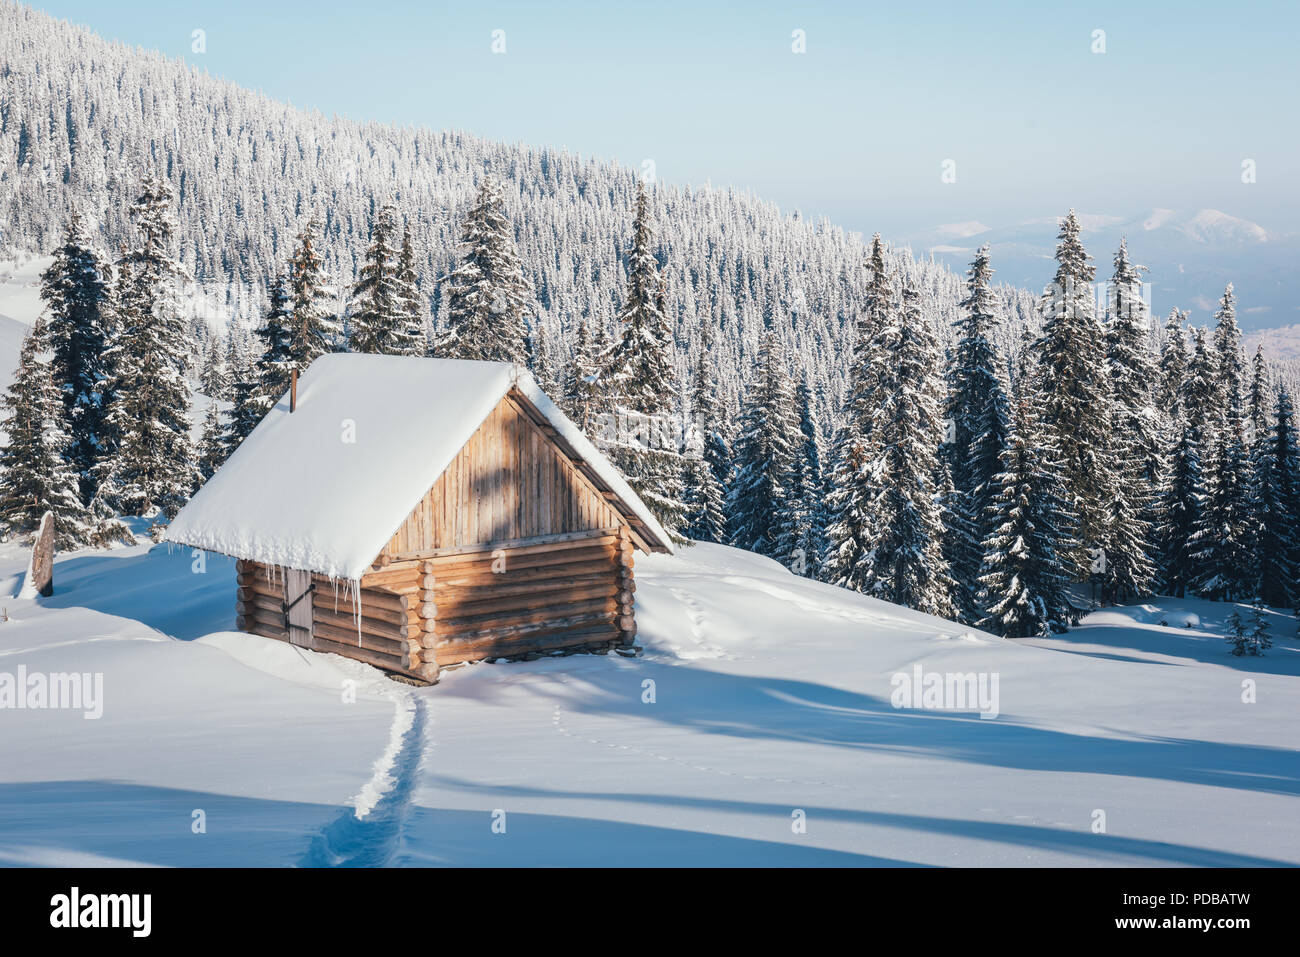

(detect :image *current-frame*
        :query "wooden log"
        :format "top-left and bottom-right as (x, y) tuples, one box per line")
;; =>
(313, 620), (406, 654)
(364, 558), (422, 574)
(311, 602), (410, 631)
(360, 566), (422, 585)
(394, 528), (620, 562)
(314, 607), (409, 641)
(433, 559), (616, 589)
(433, 624), (623, 666)
(423, 542), (622, 573)
(311, 577), (421, 600)
(239, 577), (285, 598)
(430, 583), (619, 620)
(427, 542), (619, 575)
(312, 633), (407, 672)
(236, 596), (284, 619)
(430, 574), (614, 602)
(413, 661), (440, 683)
(239, 601), (286, 626)
(237, 615), (288, 640)
(434, 597), (619, 636)
(424, 610), (618, 649)
(312, 589), (409, 617)
(431, 585), (618, 619)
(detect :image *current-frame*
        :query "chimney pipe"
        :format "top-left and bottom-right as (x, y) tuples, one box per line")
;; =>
(290, 368), (298, 413)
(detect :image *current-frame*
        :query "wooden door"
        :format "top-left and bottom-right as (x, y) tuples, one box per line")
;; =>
(284, 569), (315, 648)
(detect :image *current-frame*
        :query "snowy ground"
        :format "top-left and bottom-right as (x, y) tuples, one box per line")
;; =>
(0, 536), (1296, 867)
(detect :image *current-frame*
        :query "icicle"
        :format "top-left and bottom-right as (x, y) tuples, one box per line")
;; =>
(347, 576), (362, 646)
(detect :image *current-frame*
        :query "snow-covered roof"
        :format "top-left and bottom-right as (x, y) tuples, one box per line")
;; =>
(165, 354), (673, 579)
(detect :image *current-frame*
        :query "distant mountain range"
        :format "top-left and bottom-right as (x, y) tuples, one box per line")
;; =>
(906, 209), (1299, 335)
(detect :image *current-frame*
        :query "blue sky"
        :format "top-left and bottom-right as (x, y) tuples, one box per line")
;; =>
(31, 0), (1300, 240)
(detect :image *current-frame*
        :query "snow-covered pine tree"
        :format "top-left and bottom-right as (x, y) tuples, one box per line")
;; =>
(395, 223), (426, 355)
(1182, 327), (1217, 441)
(561, 313), (602, 433)
(287, 221), (341, 373)
(727, 330), (801, 563)
(221, 273), (292, 460)
(0, 319), (94, 547)
(220, 339), (259, 458)
(977, 398), (1075, 638)
(1032, 210), (1115, 578)
(1225, 608), (1247, 656)
(349, 203), (413, 355)
(1255, 386), (1300, 610)
(1157, 308), (1189, 419)
(937, 457), (979, 621)
(437, 177), (533, 363)
(196, 400), (225, 481)
(597, 182), (688, 537)
(944, 243), (1010, 619)
(1189, 287), (1256, 602)
(1101, 239), (1158, 601)
(96, 175), (197, 519)
(787, 376), (826, 576)
(1211, 283), (1244, 430)
(1247, 603), (1273, 656)
(1226, 604), (1272, 656)
(39, 212), (112, 503)
(1155, 423), (1203, 597)
(1190, 389), (1254, 601)
(681, 347), (729, 544)
(199, 331), (229, 402)
(1247, 346), (1269, 447)
(1100, 465), (1158, 602)
(855, 277), (955, 618)
(823, 234), (893, 590)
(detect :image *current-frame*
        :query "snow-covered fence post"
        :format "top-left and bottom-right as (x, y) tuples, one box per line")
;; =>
(20, 510), (55, 598)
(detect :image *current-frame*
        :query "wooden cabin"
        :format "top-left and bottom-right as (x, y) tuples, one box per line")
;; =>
(165, 354), (674, 684)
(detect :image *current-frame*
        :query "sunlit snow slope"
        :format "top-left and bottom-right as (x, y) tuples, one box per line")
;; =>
(0, 538), (1296, 866)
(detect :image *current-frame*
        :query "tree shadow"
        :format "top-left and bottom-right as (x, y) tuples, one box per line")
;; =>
(467, 659), (1300, 799)
(420, 775), (1294, 867)
(36, 544), (236, 641)
(0, 780), (898, 868)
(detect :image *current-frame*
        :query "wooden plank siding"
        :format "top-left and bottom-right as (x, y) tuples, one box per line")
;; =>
(381, 393), (624, 558)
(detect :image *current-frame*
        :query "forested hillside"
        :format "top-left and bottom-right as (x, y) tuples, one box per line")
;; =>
(0, 0), (1043, 427)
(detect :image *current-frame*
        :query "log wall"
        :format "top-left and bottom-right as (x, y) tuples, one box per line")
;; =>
(414, 526), (636, 667)
(233, 527), (639, 683)
(235, 557), (436, 683)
